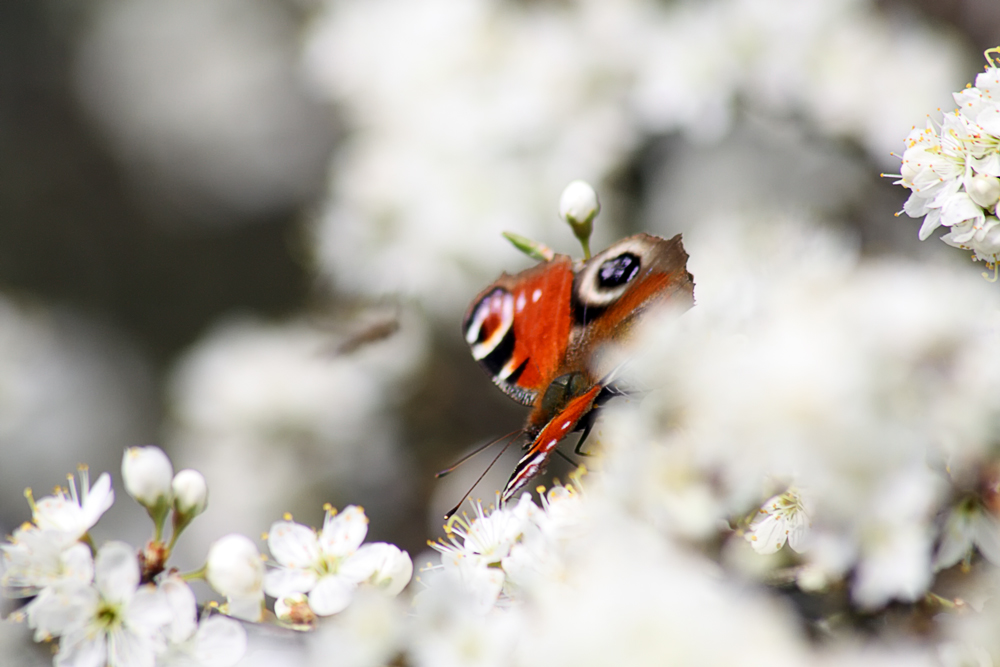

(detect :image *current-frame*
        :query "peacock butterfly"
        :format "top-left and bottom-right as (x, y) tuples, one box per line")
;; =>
(461, 232), (695, 504)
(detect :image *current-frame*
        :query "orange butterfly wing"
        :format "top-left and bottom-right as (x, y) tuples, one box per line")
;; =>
(462, 256), (575, 406)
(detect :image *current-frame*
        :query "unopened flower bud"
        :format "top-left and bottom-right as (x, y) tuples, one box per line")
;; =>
(559, 180), (599, 258)
(122, 446), (173, 508)
(968, 175), (1000, 209)
(172, 469), (208, 517)
(274, 593), (317, 628)
(206, 534), (265, 621)
(559, 180), (600, 226)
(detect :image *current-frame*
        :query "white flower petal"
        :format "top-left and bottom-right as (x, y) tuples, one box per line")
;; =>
(94, 541), (140, 605)
(319, 506), (369, 559)
(746, 513), (786, 555)
(159, 574), (198, 644)
(81, 473), (115, 530)
(263, 566), (318, 598)
(917, 208), (942, 241)
(225, 594), (263, 623)
(267, 521), (321, 569)
(26, 579), (98, 641)
(308, 575), (356, 616)
(972, 510), (1000, 567)
(940, 192), (984, 228)
(54, 632), (106, 667)
(191, 616), (248, 667)
(126, 585), (172, 637)
(106, 624), (159, 667)
(62, 543), (96, 584)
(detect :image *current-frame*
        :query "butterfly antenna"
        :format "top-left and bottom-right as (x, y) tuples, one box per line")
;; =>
(435, 429), (521, 479)
(442, 434), (519, 521)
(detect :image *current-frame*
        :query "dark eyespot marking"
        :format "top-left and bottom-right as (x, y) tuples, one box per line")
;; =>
(480, 325), (516, 377)
(597, 253), (641, 289)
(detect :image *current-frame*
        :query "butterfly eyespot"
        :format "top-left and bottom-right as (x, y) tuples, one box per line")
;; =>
(597, 253), (641, 288)
(574, 240), (653, 309)
(463, 288), (515, 362)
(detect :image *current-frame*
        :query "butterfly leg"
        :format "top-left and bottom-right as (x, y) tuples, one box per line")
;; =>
(553, 448), (578, 467)
(574, 420), (595, 456)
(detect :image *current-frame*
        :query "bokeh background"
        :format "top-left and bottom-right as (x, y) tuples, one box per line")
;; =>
(0, 0), (997, 579)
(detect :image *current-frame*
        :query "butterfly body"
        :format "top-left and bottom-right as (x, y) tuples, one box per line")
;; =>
(462, 232), (694, 502)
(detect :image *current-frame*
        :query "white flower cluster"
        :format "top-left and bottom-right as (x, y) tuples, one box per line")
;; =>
(429, 483), (586, 612)
(166, 315), (426, 562)
(1, 455), (246, 667)
(598, 214), (1000, 613)
(1, 448), (416, 665)
(897, 48), (1000, 269)
(304, 0), (963, 315)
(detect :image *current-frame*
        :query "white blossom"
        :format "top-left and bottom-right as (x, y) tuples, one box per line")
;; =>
(934, 496), (1000, 571)
(1, 527), (93, 597)
(745, 488), (812, 555)
(264, 505), (412, 617)
(896, 56), (1000, 266)
(31, 468), (114, 541)
(157, 573), (247, 667)
(28, 541), (173, 667)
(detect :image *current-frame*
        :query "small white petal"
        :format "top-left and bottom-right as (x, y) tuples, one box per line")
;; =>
(917, 208), (943, 241)
(94, 541), (140, 605)
(267, 521), (321, 569)
(319, 506), (368, 559)
(225, 595), (263, 623)
(191, 616), (248, 667)
(81, 473), (115, 530)
(27, 580), (98, 641)
(126, 585), (172, 637)
(746, 513), (786, 555)
(308, 575), (356, 616)
(972, 510), (1000, 567)
(263, 567), (318, 598)
(935, 509), (974, 571)
(55, 633), (106, 667)
(160, 574), (198, 643)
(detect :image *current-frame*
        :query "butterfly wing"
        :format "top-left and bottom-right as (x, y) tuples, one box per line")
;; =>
(462, 255), (575, 407)
(501, 383), (602, 503)
(567, 233), (694, 373)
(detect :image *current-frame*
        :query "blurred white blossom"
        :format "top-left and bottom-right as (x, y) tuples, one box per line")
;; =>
(166, 314), (425, 566)
(304, 0), (964, 315)
(599, 214), (1000, 608)
(158, 574), (247, 667)
(0, 298), (155, 537)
